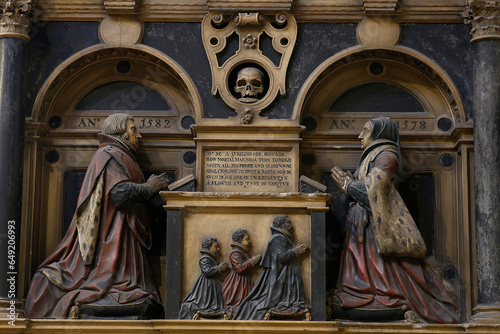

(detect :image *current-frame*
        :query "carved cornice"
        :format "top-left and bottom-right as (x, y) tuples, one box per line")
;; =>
(207, 0), (292, 13)
(0, 0), (33, 40)
(463, 0), (500, 42)
(36, 0), (467, 23)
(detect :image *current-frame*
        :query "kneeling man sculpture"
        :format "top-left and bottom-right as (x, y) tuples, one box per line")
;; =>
(234, 215), (311, 320)
(25, 113), (169, 319)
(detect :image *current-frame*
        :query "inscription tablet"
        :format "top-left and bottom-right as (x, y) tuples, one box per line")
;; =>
(204, 150), (293, 192)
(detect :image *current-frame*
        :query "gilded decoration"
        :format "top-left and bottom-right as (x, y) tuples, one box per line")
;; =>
(201, 11), (297, 121)
(0, 0), (33, 40)
(463, 0), (500, 42)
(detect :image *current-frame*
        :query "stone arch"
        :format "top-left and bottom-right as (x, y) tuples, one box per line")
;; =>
(31, 44), (203, 129)
(293, 45), (467, 134)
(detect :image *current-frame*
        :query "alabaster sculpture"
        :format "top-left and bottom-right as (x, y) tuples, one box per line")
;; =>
(179, 237), (230, 320)
(234, 67), (265, 103)
(25, 113), (169, 319)
(222, 229), (262, 313)
(234, 215), (311, 321)
(330, 117), (459, 324)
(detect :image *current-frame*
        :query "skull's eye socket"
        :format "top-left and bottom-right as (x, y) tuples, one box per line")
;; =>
(250, 80), (261, 87)
(237, 79), (246, 87)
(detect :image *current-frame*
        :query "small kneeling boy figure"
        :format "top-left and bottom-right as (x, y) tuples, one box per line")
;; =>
(179, 236), (229, 319)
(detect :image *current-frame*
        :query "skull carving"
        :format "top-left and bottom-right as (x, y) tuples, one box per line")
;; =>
(234, 67), (265, 103)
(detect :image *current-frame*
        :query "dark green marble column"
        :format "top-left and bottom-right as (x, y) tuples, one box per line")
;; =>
(0, 0), (31, 317)
(0, 37), (27, 298)
(464, 0), (500, 323)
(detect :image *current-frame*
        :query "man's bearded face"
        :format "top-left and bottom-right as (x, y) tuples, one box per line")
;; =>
(281, 218), (294, 237)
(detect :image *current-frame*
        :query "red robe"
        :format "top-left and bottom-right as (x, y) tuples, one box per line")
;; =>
(25, 135), (160, 318)
(336, 151), (459, 323)
(222, 245), (255, 307)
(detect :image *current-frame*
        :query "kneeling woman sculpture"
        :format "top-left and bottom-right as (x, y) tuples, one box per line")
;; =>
(331, 117), (459, 324)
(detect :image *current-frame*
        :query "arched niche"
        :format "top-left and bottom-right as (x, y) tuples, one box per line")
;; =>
(23, 44), (202, 283)
(294, 46), (467, 135)
(294, 47), (473, 318)
(32, 44), (203, 133)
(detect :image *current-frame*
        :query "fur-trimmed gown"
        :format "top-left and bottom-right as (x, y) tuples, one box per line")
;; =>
(334, 144), (459, 324)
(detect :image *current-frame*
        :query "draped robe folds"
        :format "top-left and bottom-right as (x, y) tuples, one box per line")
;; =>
(179, 252), (225, 319)
(25, 136), (161, 318)
(234, 227), (309, 320)
(222, 245), (255, 308)
(335, 149), (460, 324)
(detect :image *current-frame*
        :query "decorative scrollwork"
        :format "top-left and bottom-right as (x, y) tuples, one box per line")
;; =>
(202, 11), (297, 118)
(211, 13), (224, 26)
(235, 12), (263, 26)
(240, 108), (254, 124)
(275, 12), (287, 26)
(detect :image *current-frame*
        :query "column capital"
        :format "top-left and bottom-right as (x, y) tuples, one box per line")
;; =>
(463, 0), (500, 43)
(0, 1), (34, 41)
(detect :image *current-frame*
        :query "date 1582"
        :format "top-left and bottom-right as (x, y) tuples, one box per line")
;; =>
(138, 118), (171, 129)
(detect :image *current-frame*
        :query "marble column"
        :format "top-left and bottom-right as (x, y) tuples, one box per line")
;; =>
(0, 0), (31, 318)
(463, 0), (500, 323)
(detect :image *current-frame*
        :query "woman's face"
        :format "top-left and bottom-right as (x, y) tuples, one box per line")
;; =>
(358, 121), (374, 150)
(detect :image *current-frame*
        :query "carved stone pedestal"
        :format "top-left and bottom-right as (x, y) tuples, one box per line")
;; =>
(161, 191), (331, 320)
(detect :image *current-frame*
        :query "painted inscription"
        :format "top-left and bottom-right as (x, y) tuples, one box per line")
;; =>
(321, 118), (433, 132)
(204, 150), (293, 192)
(64, 116), (176, 131)
(78, 118), (101, 128)
(137, 118), (172, 129)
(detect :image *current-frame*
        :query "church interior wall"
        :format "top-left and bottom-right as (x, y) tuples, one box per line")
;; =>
(9, 0), (495, 331)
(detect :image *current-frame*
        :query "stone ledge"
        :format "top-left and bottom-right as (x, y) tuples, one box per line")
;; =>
(160, 191), (332, 211)
(1, 320), (500, 334)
